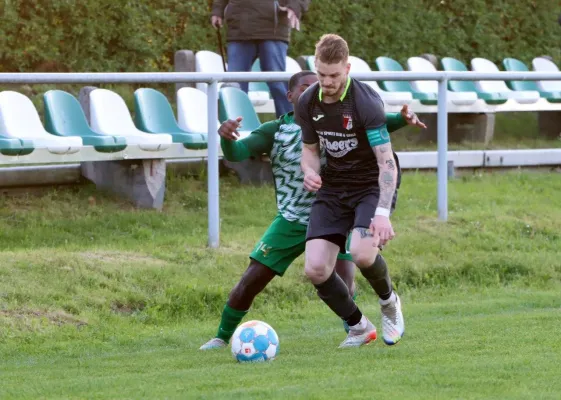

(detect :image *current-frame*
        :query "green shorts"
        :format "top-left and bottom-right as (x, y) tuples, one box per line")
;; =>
(250, 214), (352, 276)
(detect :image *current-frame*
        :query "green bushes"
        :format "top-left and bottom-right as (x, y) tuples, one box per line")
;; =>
(0, 0), (559, 72)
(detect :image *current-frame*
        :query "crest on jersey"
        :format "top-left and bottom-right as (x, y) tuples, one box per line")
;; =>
(342, 114), (353, 130)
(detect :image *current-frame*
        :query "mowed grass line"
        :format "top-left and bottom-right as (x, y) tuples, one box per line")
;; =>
(0, 170), (560, 398)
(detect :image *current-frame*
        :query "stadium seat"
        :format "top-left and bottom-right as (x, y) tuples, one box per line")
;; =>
(218, 87), (261, 137)
(176, 87), (220, 137)
(471, 58), (540, 104)
(531, 57), (561, 101)
(286, 56), (303, 73)
(195, 50), (226, 93)
(406, 57), (478, 105)
(349, 56), (413, 106)
(441, 57), (509, 104)
(375, 57), (437, 105)
(306, 56), (316, 71)
(0, 91), (81, 154)
(0, 134), (33, 156)
(248, 59), (272, 107)
(43, 90), (127, 153)
(134, 88), (207, 150)
(503, 58), (561, 103)
(89, 89), (172, 151)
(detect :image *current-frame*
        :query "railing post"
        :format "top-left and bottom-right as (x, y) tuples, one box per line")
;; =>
(207, 80), (220, 248)
(437, 78), (448, 221)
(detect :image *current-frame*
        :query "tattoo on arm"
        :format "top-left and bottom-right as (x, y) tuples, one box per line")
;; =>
(385, 159), (395, 170)
(355, 227), (374, 239)
(373, 143), (397, 210)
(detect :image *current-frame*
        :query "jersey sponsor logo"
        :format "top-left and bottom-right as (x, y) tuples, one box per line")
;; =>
(342, 114), (353, 130)
(312, 114), (325, 121)
(318, 131), (358, 158)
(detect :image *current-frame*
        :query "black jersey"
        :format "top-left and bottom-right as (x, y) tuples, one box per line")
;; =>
(299, 77), (390, 190)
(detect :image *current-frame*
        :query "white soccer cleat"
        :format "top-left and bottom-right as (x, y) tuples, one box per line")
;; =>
(338, 317), (377, 348)
(380, 292), (405, 345)
(199, 337), (227, 350)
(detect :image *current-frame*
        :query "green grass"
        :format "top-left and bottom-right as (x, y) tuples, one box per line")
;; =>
(1, 171), (561, 399)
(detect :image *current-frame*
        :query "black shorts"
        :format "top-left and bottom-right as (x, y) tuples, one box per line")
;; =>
(305, 186), (398, 253)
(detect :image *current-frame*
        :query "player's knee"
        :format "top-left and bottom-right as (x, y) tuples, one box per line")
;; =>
(304, 257), (331, 283)
(350, 248), (378, 269)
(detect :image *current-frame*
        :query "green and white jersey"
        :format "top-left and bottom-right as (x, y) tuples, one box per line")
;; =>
(220, 112), (317, 225)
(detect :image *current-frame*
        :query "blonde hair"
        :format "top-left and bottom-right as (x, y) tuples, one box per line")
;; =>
(314, 34), (349, 64)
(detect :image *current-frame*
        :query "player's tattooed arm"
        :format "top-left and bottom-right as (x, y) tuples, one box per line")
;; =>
(373, 143), (397, 210)
(301, 142), (323, 192)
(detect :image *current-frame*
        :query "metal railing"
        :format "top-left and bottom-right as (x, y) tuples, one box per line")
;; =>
(1, 70), (561, 248)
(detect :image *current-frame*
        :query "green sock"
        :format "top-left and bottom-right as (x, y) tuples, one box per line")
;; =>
(216, 304), (248, 342)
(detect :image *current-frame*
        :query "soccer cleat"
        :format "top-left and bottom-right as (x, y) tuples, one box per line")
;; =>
(199, 337), (227, 350)
(380, 292), (405, 345)
(338, 318), (377, 348)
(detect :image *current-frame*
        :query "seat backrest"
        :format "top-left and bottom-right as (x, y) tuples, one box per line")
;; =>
(375, 57), (414, 92)
(471, 58), (510, 92)
(441, 57), (478, 92)
(177, 87), (218, 133)
(532, 57), (561, 91)
(407, 57), (438, 93)
(286, 56), (302, 73)
(306, 56), (316, 72)
(195, 50), (226, 92)
(0, 91), (49, 138)
(249, 59), (271, 93)
(89, 89), (138, 134)
(219, 87), (261, 131)
(43, 90), (96, 136)
(347, 56), (383, 91)
(134, 88), (181, 133)
(502, 58), (537, 91)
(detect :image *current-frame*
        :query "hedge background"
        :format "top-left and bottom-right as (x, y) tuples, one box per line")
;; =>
(0, 0), (560, 72)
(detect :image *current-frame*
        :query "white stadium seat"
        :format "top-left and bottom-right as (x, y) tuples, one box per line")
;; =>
(286, 56), (302, 73)
(532, 57), (561, 93)
(349, 56), (413, 106)
(471, 58), (540, 104)
(89, 89), (172, 151)
(0, 91), (82, 154)
(407, 57), (478, 105)
(195, 50), (226, 93)
(177, 87), (219, 134)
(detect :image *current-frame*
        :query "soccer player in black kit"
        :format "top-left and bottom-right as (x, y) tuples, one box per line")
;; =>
(298, 34), (405, 348)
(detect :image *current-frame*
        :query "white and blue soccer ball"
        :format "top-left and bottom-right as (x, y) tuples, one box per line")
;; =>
(231, 320), (279, 363)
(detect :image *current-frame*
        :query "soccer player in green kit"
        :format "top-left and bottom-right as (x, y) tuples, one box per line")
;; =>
(200, 71), (425, 350)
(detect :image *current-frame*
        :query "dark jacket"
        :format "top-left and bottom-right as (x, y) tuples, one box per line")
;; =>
(211, 0), (310, 43)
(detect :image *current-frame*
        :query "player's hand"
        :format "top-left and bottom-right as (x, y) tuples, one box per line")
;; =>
(401, 105), (427, 129)
(369, 215), (395, 246)
(303, 171), (322, 192)
(211, 16), (223, 28)
(218, 117), (242, 141)
(278, 6), (300, 30)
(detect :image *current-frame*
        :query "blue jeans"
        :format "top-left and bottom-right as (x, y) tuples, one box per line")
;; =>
(227, 40), (292, 117)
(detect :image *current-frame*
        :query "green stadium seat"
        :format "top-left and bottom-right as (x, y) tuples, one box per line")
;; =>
(375, 57), (437, 105)
(503, 58), (561, 103)
(43, 90), (127, 153)
(249, 59), (271, 95)
(441, 57), (508, 104)
(219, 86), (261, 134)
(0, 134), (33, 156)
(134, 88), (207, 150)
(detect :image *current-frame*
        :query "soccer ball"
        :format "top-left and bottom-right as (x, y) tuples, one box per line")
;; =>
(231, 320), (279, 363)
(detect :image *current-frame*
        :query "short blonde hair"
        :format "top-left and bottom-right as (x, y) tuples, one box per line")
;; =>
(314, 34), (349, 64)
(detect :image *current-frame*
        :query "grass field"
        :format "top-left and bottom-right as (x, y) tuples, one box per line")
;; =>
(1, 170), (560, 399)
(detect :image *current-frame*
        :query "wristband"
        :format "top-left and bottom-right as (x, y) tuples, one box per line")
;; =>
(374, 207), (391, 218)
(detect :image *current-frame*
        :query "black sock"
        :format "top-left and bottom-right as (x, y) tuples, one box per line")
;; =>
(360, 254), (393, 300)
(314, 271), (362, 322)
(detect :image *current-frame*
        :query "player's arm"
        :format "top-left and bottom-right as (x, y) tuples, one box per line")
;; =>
(386, 105), (427, 132)
(298, 88), (322, 192)
(219, 117), (276, 162)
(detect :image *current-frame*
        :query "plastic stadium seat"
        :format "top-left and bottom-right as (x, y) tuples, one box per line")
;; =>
(219, 87), (261, 137)
(471, 58), (540, 104)
(134, 88), (207, 150)
(286, 56), (303, 73)
(306, 56), (316, 71)
(375, 57), (437, 105)
(176, 87), (220, 136)
(532, 57), (561, 99)
(195, 50), (226, 93)
(441, 57), (508, 104)
(503, 58), (561, 103)
(248, 59), (272, 106)
(0, 91), (81, 154)
(406, 57), (477, 105)
(349, 56), (413, 106)
(89, 89), (172, 151)
(43, 90), (127, 153)
(0, 134), (33, 156)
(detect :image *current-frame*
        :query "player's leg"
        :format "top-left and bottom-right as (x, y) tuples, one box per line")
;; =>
(349, 191), (404, 345)
(200, 214), (306, 350)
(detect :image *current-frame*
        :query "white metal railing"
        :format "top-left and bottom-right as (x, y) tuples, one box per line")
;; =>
(1, 70), (561, 248)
